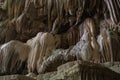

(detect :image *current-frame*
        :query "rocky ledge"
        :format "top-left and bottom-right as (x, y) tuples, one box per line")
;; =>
(1, 61), (120, 80)
(0, 0), (120, 80)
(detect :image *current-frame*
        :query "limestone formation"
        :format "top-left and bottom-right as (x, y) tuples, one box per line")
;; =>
(39, 22), (100, 73)
(97, 26), (120, 62)
(27, 32), (57, 73)
(0, 0), (120, 79)
(0, 75), (35, 80)
(37, 61), (120, 80)
(101, 62), (120, 74)
(104, 0), (120, 24)
(0, 40), (30, 75)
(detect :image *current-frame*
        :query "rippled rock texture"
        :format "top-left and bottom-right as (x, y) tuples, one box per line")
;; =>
(37, 61), (120, 80)
(0, 0), (120, 80)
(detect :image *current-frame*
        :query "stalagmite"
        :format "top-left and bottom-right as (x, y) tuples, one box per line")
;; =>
(0, 0), (120, 79)
(27, 32), (58, 73)
(0, 40), (30, 74)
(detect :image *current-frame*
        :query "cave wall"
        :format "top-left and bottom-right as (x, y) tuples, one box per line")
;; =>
(0, 0), (120, 78)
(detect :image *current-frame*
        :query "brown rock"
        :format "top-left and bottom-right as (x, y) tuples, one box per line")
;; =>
(0, 40), (30, 75)
(27, 32), (57, 73)
(38, 61), (120, 80)
(0, 75), (35, 80)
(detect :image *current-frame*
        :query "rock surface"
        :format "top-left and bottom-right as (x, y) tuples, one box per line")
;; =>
(101, 62), (120, 74)
(0, 75), (35, 80)
(0, 40), (30, 75)
(37, 61), (120, 80)
(0, 0), (120, 80)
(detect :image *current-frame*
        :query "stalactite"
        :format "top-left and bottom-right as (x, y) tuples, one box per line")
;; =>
(0, 0), (120, 77)
(63, 26), (80, 47)
(104, 0), (120, 24)
(63, 0), (69, 15)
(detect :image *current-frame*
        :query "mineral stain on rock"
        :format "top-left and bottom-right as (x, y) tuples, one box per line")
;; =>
(0, 0), (120, 80)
